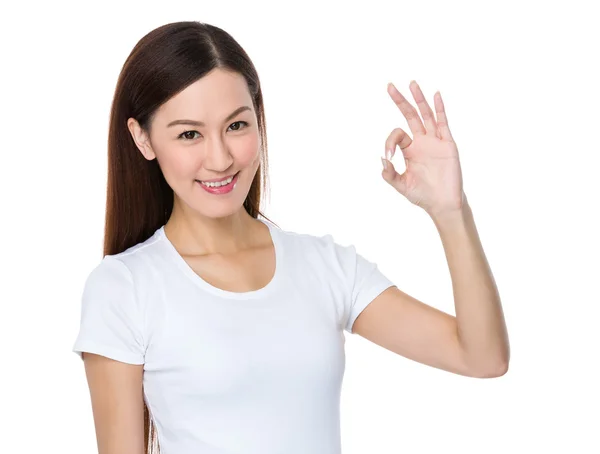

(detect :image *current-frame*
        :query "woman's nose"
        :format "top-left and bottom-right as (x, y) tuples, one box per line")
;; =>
(203, 140), (233, 171)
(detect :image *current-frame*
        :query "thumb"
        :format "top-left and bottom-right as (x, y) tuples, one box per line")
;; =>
(381, 157), (407, 195)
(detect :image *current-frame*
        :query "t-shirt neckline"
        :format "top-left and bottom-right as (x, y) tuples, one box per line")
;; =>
(157, 217), (284, 300)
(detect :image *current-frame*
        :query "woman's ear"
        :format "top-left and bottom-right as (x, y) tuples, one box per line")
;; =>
(127, 117), (156, 161)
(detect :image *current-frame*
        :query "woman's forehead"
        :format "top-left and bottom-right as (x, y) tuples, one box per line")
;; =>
(156, 72), (252, 122)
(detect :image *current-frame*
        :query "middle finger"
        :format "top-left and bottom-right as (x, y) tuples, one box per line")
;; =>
(409, 81), (439, 137)
(388, 82), (426, 136)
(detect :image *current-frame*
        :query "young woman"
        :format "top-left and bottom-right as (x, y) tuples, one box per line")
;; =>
(72, 20), (509, 454)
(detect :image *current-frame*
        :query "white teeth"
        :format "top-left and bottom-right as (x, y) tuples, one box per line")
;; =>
(200, 174), (235, 187)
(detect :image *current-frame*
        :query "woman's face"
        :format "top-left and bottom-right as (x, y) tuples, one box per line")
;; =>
(128, 68), (261, 219)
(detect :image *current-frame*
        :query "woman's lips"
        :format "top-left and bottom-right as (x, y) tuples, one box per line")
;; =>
(198, 171), (239, 184)
(196, 171), (240, 194)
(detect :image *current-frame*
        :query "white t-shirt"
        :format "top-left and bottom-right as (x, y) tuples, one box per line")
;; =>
(72, 217), (395, 454)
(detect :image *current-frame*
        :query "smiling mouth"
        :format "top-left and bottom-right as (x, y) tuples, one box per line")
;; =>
(195, 171), (240, 187)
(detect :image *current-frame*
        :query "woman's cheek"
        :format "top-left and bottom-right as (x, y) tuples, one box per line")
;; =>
(236, 134), (261, 165)
(158, 147), (199, 183)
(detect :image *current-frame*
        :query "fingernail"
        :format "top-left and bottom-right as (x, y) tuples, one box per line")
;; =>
(381, 157), (388, 169)
(386, 148), (394, 161)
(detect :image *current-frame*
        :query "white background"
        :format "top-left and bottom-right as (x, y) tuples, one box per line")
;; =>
(1, 0), (599, 452)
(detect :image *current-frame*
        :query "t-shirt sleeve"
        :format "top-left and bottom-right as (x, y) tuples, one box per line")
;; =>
(326, 236), (396, 334)
(72, 256), (146, 365)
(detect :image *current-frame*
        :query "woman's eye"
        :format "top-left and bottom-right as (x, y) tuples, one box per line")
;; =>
(228, 121), (249, 131)
(178, 121), (248, 140)
(179, 130), (200, 140)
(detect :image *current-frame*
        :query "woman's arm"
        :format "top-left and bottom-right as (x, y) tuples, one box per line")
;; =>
(432, 200), (509, 374)
(353, 200), (509, 378)
(83, 353), (145, 454)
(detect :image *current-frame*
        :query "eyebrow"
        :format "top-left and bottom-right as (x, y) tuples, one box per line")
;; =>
(167, 106), (252, 128)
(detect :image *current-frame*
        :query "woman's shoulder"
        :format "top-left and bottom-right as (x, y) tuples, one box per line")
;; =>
(272, 222), (337, 250)
(273, 223), (358, 269)
(277, 221), (353, 248)
(95, 227), (169, 282)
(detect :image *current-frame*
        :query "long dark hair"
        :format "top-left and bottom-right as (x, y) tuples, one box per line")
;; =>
(102, 21), (276, 453)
